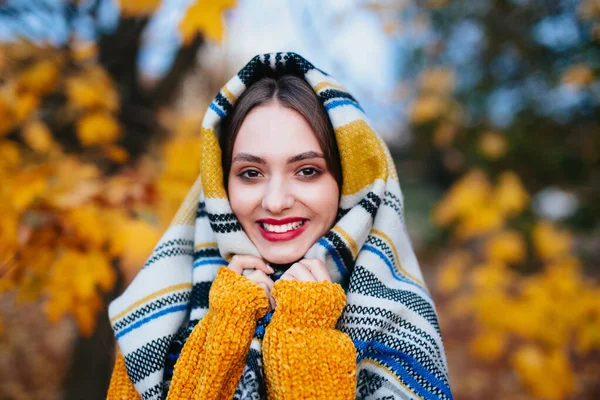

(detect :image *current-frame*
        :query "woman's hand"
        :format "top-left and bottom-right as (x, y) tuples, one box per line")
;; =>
(279, 259), (332, 282)
(228, 255), (276, 310)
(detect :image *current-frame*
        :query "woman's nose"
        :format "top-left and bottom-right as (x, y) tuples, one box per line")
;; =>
(261, 178), (294, 214)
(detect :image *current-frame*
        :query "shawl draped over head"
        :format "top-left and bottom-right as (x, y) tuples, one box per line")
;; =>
(108, 52), (452, 400)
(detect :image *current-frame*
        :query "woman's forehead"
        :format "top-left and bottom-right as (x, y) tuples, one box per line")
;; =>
(232, 103), (323, 156)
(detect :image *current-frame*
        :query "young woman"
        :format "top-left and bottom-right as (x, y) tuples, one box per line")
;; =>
(107, 52), (452, 400)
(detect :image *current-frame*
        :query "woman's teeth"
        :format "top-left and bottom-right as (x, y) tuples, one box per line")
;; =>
(261, 221), (305, 233)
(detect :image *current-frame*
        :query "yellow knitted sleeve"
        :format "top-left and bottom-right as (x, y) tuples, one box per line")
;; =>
(167, 267), (269, 399)
(106, 267), (269, 400)
(262, 279), (357, 400)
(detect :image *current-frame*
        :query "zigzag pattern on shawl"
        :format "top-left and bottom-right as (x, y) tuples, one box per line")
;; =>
(112, 291), (191, 334)
(124, 335), (175, 383)
(108, 51), (452, 400)
(342, 258), (451, 400)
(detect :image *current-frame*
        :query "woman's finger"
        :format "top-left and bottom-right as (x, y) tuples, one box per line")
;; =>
(244, 270), (274, 291)
(244, 270), (275, 310)
(298, 259), (332, 282)
(280, 262), (316, 282)
(228, 254), (274, 275)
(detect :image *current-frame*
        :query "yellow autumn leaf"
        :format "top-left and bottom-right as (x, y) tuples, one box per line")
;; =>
(18, 59), (60, 96)
(511, 345), (547, 395)
(485, 230), (527, 265)
(14, 92), (40, 122)
(542, 256), (582, 298)
(470, 330), (507, 362)
(409, 95), (446, 124)
(76, 111), (122, 146)
(511, 347), (575, 400)
(74, 261), (97, 300)
(22, 120), (55, 154)
(471, 290), (513, 330)
(493, 171), (529, 216)
(73, 299), (97, 337)
(105, 144), (130, 163)
(419, 67), (455, 95)
(119, 0), (163, 16)
(94, 253), (117, 292)
(470, 260), (513, 292)
(432, 168), (491, 227)
(478, 131), (507, 160)
(532, 221), (572, 261)
(432, 121), (458, 148)
(44, 292), (72, 323)
(72, 41), (98, 63)
(437, 250), (471, 295)
(576, 316), (600, 354)
(74, 251), (115, 300)
(156, 177), (196, 226)
(109, 218), (161, 284)
(11, 169), (47, 211)
(48, 157), (103, 209)
(459, 206), (508, 240)
(162, 135), (201, 181)
(65, 205), (108, 249)
(66, 70), (119, 111)
(179, 0), (237, 44)
(0, 141), (21, 170)
(562, 64), (594, 87)
(0, 212), (18, 253)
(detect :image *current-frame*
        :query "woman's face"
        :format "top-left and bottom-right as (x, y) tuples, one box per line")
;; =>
(227, 102), (340, 265)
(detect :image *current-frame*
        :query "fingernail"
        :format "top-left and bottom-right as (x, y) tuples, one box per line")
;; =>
(267, 265), (275, 273)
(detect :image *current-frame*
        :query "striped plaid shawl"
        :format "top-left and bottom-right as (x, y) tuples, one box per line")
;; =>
(108, 52), (452, 400)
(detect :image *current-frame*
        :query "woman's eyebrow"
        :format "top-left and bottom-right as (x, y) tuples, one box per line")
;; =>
(286, 151), (325, 164)
(232, 151), (325, 164)
(232, 153), (266, 164)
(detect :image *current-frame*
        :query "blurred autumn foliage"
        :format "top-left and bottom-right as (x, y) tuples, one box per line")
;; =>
(0, 0), (233, 398)
(379, 0), (600, 399)
(0, 0), (233, 336)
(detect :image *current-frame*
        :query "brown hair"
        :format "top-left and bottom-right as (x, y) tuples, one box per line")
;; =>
(220, 75), (342, 191)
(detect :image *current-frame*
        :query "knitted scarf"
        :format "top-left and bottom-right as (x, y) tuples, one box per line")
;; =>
(108, 52), (452, 400)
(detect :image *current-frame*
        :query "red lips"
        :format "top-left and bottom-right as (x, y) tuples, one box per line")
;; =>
(256, 217), (309, 242)
(257, 217), (307, 225)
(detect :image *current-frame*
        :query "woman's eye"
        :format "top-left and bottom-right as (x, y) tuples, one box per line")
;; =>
(239, 169), (262, 179)
(297, 168), (320, 177)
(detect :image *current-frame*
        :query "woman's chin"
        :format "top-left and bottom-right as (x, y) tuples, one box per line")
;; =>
(262, 254), (302, 266)
(259, 249), (305, 266)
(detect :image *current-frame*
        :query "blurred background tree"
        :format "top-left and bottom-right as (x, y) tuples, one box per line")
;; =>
(0, 0), (598, 399)
(0, 0), (233, 398)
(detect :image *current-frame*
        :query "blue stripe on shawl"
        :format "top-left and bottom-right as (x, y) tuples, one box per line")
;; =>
(115, 304), (188, 339)
(362, 244), (430, 298)
(317, 237), (348, 279)
(209, 102), (225, 118)
(324, 98), (364, 112)
(361, 351), (448, 400)
(355, 340), (452, 400)
(193, 258), (228, 268)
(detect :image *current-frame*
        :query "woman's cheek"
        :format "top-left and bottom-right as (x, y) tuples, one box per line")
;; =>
(229, 183), (260, 220)
(298, 180), (338, 218)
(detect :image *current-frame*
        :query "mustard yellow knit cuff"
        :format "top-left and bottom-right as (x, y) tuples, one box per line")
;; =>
(270, 279), (347, 328)
(263, 280), (356, 400)
(166, 267), (270, 399)
(209, 266), (270, 319)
